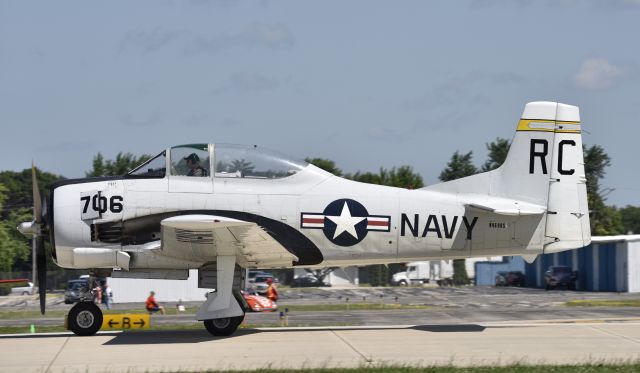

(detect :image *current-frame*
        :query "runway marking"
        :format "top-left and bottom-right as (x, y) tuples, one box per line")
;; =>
(0, 330), (122, 338)
(587, 325), (640, 346)
(44, 336), (69, 373)
(329, 329), (372, 364)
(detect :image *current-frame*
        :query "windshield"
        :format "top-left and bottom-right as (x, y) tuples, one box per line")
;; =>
(214, 144), (307, 179)
(127, 151), (166, 178)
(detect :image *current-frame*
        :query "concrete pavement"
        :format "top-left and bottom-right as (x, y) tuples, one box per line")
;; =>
(2, 321), (640, 372)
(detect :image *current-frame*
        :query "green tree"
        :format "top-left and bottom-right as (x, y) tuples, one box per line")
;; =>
(348, 166), (424, 189)
(0, 184), (33, 273)
(0, 169), (65, 220)
(365, 264), (389, 287)
(86, 152), (152, 177)
(481, 137), (510, 172)
(305, 158), (342, 176)
(0, 168), (64, 274)
(583, 145), (624, 235)
(439, 151), (478, 182)
(620, 206), (640, 235)
(439, 150), (478, 286)
(390, 166), (424, 189)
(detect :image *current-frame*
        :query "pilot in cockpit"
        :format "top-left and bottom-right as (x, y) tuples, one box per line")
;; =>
(184, 153), (208, 177)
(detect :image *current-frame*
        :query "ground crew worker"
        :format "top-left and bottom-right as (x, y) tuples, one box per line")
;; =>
(266, 278), (278, 302)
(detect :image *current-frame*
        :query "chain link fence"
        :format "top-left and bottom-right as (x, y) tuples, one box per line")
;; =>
(0, 269), (86, 291)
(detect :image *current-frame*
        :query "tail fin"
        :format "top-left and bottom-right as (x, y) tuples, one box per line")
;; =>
(424, 101), (591, 252)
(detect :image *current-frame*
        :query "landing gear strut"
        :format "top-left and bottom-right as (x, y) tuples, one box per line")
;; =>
(68, 301), (103, 336)
(197, 257), (248, 337)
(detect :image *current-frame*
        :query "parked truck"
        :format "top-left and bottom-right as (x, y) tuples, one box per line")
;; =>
(391, 261), (454, 286)
(391, 257), (501, 286)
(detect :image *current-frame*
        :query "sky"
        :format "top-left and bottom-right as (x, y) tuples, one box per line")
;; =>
(1, 0), (639, 207)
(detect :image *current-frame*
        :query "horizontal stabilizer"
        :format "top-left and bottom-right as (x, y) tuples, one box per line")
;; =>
(464, 196), (546, 216)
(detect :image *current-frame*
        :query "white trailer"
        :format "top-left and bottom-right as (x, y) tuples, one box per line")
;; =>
(391, 261), (431, 286)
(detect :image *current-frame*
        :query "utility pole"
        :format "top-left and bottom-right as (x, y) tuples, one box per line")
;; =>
(32, 205), (37, 288)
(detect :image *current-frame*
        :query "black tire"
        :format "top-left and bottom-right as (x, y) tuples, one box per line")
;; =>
(203, 315), (244, 336)
(398, 280), (408, 287)
(68, 302), (103, 336)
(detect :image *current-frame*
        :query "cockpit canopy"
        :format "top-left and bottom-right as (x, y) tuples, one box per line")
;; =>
(127, 143), (308, 179)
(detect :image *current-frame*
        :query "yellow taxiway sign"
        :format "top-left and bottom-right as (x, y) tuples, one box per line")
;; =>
(101, 314), (150, 330)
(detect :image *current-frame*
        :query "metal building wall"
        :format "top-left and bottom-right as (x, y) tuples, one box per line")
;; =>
(524, 242), (623, 292)
(628, 240), (640, 293)
(108, 269), (212, 304)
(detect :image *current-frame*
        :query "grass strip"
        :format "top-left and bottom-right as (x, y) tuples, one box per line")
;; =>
(566, 300), (640, 307)
(279, 303), (430, 311)
(0, 303), (425, 320)
(0, 321), (363, 334)
(0, 307), (196, 319)
(170, 364), (640, 372)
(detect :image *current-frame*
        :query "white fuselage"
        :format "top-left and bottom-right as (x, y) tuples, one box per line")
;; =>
(51, 164), (546, 270)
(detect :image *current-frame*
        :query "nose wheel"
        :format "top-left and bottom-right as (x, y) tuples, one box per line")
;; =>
(67, 301), (103, 336)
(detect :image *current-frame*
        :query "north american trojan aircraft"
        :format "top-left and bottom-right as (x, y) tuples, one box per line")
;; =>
(19, 102), (590, 336)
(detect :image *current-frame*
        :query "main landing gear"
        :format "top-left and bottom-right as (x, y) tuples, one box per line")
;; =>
(197, 257), (248, 337)
(203, 315), (245, 336)
(68, 301), (103, 336)
(67, 274), (104, 336)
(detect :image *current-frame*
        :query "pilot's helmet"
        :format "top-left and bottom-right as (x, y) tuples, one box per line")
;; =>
(184, 153), (200, 163)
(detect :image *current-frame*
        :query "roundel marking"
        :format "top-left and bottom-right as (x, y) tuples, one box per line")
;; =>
(300, 199), (391, 247)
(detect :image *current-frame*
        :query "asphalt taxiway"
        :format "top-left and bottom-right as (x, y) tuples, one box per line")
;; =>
(2, 321), (640, 372)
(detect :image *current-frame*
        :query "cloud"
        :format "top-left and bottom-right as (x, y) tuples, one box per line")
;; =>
(211, 72), (279, 95)
(119, 23), (295, 55)
(119, 28), (186, 54)
(573, 58), (623, 90)
(404, 71), (522, 111)
(187, 22), (295, 54)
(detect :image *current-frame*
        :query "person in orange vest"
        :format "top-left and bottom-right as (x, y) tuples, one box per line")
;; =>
(146, 291), (165, 315)
(266, 278), (278, 302)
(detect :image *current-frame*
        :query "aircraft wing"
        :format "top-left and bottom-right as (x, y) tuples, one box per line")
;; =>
(159, 215), (298, 267)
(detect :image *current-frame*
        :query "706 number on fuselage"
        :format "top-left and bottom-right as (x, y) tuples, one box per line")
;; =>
(80, 191), (123, 220)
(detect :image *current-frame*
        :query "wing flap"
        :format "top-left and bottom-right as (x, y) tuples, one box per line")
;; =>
(160, 214), (298, 267)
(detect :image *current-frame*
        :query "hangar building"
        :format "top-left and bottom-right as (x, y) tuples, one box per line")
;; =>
(475, 235), (640, 292)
